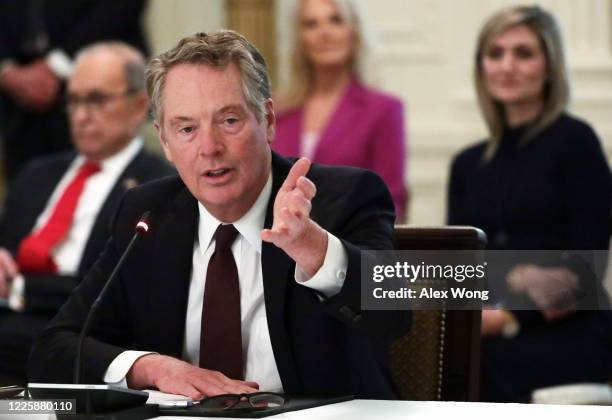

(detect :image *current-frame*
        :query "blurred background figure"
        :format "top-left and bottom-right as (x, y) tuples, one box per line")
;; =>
(273, 0), (408, 222)
(448, 6), (612, 402)
(0, 42), (173, 386)
(0, 0), (149, 183)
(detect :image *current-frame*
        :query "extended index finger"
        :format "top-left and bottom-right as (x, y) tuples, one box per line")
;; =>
(281, 157), (311, 192)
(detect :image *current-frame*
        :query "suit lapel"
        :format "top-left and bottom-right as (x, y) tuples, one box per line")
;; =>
(261, 152), (301, 392)
(79, 152), (147, 274)
(148, 187), (198, 357)
(21, 154), (75, 238)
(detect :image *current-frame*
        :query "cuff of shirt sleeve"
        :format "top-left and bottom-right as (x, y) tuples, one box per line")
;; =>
(294, 232), (348, 297)
(46, 49), (73, 79)
(103, 350), (157, 386)
(8, 274), (25, 312)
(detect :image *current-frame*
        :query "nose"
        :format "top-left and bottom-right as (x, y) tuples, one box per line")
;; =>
(500, 53), (516, 72)
(198, 125), (223, 157)
(70, 103), (91, 125)
(320, 21), (335, 38)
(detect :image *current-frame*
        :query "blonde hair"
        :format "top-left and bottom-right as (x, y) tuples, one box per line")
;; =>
(474, 5), (569, 161)
(146, 30), (271, 123)
(279, 0), (375, 110)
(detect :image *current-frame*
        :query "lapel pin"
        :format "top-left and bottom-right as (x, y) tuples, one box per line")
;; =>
(122, 178), (139, 190)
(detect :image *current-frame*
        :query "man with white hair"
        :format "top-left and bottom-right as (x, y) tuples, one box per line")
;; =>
(29, 31), (409, 400)
(0, 41), (173, 384)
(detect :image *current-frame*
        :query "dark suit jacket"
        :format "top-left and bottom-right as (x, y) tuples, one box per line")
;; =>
(0, 147), (175, 312)
(0, 0), (148, 63)
(28, 152), (411, 399)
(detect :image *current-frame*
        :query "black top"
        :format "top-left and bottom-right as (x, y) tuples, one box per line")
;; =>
(0, 0), (149, 62)
(448, 113), (612, 402)
(448, 113), (611, 250)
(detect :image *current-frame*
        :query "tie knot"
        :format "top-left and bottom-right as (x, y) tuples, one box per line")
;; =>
(80, 161), (101, 177)
(214, 224), (238, 251)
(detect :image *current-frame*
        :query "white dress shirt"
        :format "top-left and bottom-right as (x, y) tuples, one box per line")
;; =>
(32, 138), (143, 274)
(104, 170), (349, 392)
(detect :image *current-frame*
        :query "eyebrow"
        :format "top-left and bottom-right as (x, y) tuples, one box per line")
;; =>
(167, 116), (197, 127)
(66, 89), (110, 96)
(216, 104), (247, 115)
(489, 39), (539, 47)
(167, 104), (248, 125)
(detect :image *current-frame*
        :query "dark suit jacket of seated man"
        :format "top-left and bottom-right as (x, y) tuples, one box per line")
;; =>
(28, 31), (410, 399)
(0, 41), (174, 383)
(0, 147), (173, 383)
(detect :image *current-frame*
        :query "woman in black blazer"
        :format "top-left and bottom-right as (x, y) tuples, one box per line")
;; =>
(448, 5), (612, 402)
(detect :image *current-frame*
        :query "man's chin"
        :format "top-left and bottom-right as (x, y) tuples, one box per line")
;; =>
(74, 138), (100, 151)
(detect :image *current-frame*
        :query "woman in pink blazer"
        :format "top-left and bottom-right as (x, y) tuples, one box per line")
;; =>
(273, 0), (408, 221)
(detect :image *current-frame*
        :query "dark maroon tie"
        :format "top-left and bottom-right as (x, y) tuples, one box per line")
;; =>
(199, 224), (243, 379)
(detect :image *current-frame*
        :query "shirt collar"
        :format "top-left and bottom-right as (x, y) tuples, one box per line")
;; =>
(197, 170), (273, 254)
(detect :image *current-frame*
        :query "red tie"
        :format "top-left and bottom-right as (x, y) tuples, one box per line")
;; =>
(17, 161), (101, 273)
(199, 224), (243, 379)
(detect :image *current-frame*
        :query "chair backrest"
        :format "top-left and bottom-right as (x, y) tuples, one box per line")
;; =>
(390, 225), (486, 401)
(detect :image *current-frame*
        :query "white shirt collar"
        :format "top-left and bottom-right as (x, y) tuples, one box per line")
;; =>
(197, 170), (273, 254)
(72, 137), (144, 174)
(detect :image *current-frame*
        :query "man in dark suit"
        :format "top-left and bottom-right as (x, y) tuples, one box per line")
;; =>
(28, 31), (409, 399)
(0, 41), (173, 384)
(0, 0), (149, 181)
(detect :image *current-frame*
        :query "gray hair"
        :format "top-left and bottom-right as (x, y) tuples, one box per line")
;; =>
(75, 41), (146, 93)
(146, 30), (271, 123)
(475, 5), (569, 161)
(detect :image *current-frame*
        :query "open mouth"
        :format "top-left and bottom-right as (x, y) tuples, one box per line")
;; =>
(205, 168), (231, 178)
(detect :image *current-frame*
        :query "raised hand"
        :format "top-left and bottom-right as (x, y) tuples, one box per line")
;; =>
(261, 158), (327, 277)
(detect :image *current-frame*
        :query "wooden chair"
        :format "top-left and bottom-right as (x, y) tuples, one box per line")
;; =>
(390, 225), (486, 401)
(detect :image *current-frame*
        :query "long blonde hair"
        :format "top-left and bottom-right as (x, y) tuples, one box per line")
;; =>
(278, 0), (375, 111)
(474, 6), (569, 161)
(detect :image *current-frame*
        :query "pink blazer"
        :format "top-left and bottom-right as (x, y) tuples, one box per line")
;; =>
(273, 79), (408, 220)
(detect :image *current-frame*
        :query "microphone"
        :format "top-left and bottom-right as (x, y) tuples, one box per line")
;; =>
(28, 211), (154, 415)
(74, 211), (152, 384)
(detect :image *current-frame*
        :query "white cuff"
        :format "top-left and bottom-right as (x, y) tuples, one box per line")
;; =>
(46, 49), (73, 79)
(295, 232), (348, 298)
(8, 274), (25, 312)
(103, 350), (156, 387)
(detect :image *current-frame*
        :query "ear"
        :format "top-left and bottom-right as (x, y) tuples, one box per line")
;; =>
(129, 91), (150, 127)
(264, 98), (275, 145)
(154, 120), (174, 163)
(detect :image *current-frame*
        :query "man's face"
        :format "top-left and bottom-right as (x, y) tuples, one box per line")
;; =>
(67, 51), (148, 161)
(156, 63), (274, 222)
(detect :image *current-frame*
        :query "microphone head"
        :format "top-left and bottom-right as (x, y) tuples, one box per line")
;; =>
(136, 211), (152, 233)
